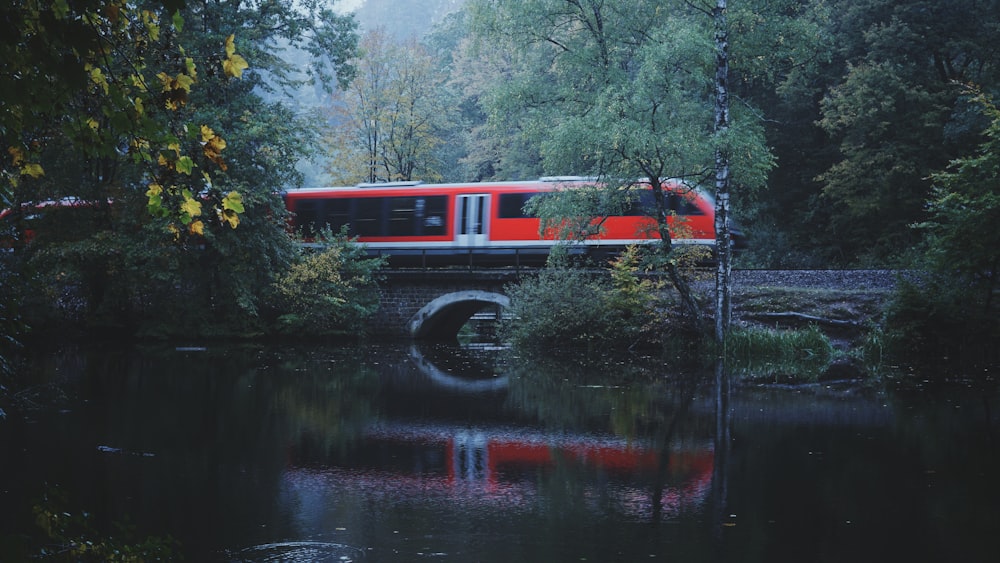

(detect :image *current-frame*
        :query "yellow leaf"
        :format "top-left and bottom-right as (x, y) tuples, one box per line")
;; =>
(87, 118), (99, 131)
(220, 209), (240, 229)
(89, 65), (109, 94)
(174, 73), (194, 93)
(20, 163), (44, 178)
(223, 34), (248, 78)
(156, 71), (171, 91)
(146, 183), (163, 197)
(180, 195), (202, 218)
(142, 10), (160, 40)
(130, 74), (147, 90)
(199, 125), (228, 169)
(222, 191), (244, 213)
(189, 219), (205, 235)
(184, 57), (197, 80)
(176, 156), (194, 175)
(223, 54), (249, 79)
(8, 146), (25, 166)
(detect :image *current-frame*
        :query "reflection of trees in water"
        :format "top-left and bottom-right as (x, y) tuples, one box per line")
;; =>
(499, 351), (722, 525)
(502, 352), (716, 446)
(267, 346), (381, 459)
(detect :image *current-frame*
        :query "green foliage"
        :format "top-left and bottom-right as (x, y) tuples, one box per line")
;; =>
(29, 485), (179, 561)
(754, 0), (1000, 265)
(466, 0), (772, 192)
(3, 0), (359, 338)
(502, 246), (678, 352)
(0, 0), (262, 233)
(725, 324), (834, 382)
(877, 89), (1000, 367)
(922, 90), (1000, 294)
(882, 275), (999, 367)
(271, 228), (384, 337)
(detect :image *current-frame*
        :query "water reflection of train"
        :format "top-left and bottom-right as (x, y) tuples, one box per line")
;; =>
(286, 424), (714, 519)
(283, 177), (739, 266)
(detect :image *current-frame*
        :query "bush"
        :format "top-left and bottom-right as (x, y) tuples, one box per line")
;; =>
(501, 245), (672, 352)
(881, 274), (999, 366)
(270, 229), (384, 337)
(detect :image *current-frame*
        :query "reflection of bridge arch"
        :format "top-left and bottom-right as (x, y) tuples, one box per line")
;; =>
(408, 345), (510, 393)
(408, 290), (510, 340)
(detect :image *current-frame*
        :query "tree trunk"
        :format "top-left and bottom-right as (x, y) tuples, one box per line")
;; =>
(713, 0), (733, 345)
(650, 176), (704, 333)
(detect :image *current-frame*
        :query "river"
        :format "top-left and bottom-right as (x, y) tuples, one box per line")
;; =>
(1, 342), (998, 562)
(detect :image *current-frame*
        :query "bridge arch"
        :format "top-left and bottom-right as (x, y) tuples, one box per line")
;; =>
(408, 290), (510, 340)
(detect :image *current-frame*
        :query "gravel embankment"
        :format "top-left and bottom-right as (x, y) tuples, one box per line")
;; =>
(731, 269), (905, 292)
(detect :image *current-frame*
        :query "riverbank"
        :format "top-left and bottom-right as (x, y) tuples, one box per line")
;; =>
(691, 270), (900, 337)
(693, 270), (905, 380)
(729, 269), (900, 337)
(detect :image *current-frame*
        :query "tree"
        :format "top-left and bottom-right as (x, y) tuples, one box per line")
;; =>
(325, 29), (458, 184)
(467, 0), (771, 337)
(1, 0), (258, 234)
(881, 88), (1000, 362)
(711, 0), (733, 342)
(923, 89), (1000, 312)
(3, 0), (360, 335)
(813, 0), (1000, 263)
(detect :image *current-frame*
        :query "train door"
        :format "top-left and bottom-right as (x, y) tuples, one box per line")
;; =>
(456, 194), (489, 247)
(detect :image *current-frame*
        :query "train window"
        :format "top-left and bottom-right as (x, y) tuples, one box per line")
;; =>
(353, 198), (383, 236)
(293, 199), (320, 236)
(388, 197), (418, 236)
(669, 192), (704, 215)
(624, 190), (656, 216)
(323, 199), (352, 231)
(386, 196), (448, 236)
(498, 193), (539, 218)
(624, 189), (704, 216)
(422, 196), (447, 235)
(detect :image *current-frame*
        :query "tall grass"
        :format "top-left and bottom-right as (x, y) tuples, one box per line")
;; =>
(724, 324), (834, 382)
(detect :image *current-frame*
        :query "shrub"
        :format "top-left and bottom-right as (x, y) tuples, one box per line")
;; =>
(501, 245), (671, 352)
(270, 229), (384, 337)
(881, 274), (999, 366)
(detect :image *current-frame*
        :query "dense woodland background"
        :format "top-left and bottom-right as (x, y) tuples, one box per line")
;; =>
(1, 0), (998, 351)
(304, 0), (1000, 268)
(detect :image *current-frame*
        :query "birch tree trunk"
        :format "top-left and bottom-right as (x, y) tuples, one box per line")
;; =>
(713, 0), (733, 344)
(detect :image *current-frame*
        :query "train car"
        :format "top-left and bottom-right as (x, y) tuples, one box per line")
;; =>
(0, 198), (106, 249)
(283, 177), (732, 266)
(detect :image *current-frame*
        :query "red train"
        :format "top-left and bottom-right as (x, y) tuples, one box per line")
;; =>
(283, 177), (737, 266)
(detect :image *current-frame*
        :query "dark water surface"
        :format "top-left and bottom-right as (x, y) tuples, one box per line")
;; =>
(1, 343), (998, 562)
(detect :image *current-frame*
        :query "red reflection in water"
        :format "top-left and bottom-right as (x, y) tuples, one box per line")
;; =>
(286, 425), (714, 520)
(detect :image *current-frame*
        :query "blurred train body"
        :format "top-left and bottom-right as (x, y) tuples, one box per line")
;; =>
(283, 178), (729, 266)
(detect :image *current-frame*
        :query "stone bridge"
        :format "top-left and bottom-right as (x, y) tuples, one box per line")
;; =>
(368, 268), (528, 340)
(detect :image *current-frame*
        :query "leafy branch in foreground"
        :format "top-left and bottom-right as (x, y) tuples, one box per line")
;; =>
(2, 1), (249, 235)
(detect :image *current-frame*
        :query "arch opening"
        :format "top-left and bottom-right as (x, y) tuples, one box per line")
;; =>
(408, 291), (511, 341)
